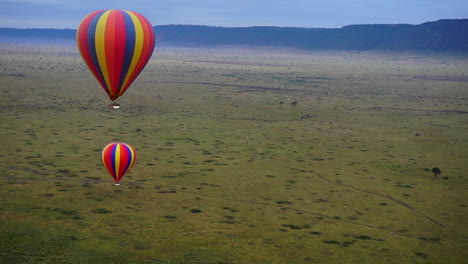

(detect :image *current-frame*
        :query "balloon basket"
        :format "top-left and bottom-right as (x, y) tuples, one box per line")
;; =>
(114, 183), (121, 186)
(109, 103), (120, 109)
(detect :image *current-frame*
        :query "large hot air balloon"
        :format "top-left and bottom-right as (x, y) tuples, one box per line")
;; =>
(77, 10), (155, 108)
(101, 143), (137, 185)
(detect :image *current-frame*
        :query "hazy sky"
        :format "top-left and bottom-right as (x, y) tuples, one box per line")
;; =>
(1, 0), (467, 29)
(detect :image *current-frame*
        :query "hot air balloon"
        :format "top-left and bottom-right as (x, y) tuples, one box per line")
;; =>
(101, 143), (137, 185)
(77, 10), (155, 109)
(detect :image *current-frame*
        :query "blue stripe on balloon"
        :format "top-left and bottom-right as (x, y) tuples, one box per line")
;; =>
(118, 11), (136, 92)
(122, 144), (133, 174)
(87, 11), (108, 92)
(110, 143), (117, 178)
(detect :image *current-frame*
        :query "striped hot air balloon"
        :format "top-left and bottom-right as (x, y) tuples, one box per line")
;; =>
(77, 10), (155, 102)
(101, 143), (137, 185)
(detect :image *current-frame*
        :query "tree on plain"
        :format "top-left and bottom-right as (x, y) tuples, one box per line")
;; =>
(431, 167), (442, 178)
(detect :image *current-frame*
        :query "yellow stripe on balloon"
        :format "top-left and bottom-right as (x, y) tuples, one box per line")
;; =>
(95, 10), (112, 91)
(115, 143), (121, 178)
(101, 144), (110, 164)
(120, 11), (144, 94)
(128, 145), (136, 168)
(102, 144), (114, 176)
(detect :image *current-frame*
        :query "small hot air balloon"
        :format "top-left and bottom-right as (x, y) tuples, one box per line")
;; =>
(101, 143), (137, 185)
(77, 10), (155, 108)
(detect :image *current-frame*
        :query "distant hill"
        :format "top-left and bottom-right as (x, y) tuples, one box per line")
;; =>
(1, 19), (467, 53)
(0, 28), (77, 45)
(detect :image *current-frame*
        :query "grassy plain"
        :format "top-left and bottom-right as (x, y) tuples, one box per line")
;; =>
(0, 43), (467, 263)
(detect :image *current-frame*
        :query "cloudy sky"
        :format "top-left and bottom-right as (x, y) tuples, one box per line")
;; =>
(1, 0), (467, 29)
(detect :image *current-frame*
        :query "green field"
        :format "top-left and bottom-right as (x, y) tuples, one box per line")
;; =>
(1, 44), (467, 263)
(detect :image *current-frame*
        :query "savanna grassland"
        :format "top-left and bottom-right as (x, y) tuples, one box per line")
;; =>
(0, 43), (467, 264)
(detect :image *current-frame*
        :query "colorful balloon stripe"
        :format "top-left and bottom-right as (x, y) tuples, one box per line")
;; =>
(101, 143), (136, 183)
(77, 10), (155, 101)
(77, 11), (107, 92)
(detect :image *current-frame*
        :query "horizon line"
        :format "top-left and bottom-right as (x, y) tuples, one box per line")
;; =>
(1, 18), (467, 31)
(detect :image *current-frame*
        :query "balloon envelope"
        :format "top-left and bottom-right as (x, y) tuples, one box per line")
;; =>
(101, 143), (137, 183)
(77, 10), (155, 101)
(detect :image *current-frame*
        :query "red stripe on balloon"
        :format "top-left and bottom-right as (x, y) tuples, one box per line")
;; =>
(118, 144), (129, 180)
(113, 11), (127, 99)
(103, 143), (117, 180)
(141, 12), (156, 60)
(105, 11), (117, 95)
(137, 13), (154, 74)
